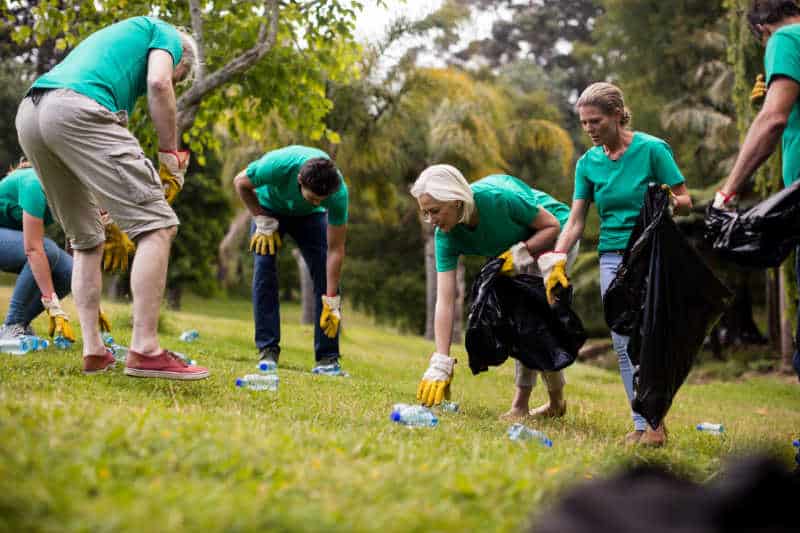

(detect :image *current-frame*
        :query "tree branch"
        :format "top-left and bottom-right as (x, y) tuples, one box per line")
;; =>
(188, 0), (206, 75)
(177, 0), (280, 134)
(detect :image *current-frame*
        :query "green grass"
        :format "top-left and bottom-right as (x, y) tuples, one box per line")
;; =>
(1, 287), (798, 532)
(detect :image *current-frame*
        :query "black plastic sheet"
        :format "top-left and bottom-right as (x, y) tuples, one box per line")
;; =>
(704, 179), (800, 268)
(605, 185), (733, 428)
(465, 257), (587, 376)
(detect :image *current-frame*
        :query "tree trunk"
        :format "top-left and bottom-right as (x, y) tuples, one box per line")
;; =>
(218, 209), (251, 288)
(293, 248), (314, 325)
(166, 285), (182, 310)
(452, 257), (465, 343)
(767, 268), (781, 347)
(780, 262), (795, 370)
(422, 219), (436, 340)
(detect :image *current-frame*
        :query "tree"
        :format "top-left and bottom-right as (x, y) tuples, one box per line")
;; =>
(7, 0), (364, 307)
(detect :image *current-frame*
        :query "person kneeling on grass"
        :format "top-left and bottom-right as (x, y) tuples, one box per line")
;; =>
(233, 145), (349, 376)
(410, 164), (579, 419)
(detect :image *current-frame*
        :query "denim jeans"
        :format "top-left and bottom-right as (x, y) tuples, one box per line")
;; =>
(0, 227), (72, 326)
(251, 211), (339, 362)
(794, 249), (800, 380)
(599, 252), (648, 431)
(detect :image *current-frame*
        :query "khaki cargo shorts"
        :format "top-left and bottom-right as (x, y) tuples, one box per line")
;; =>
(15, 88), (179, 250)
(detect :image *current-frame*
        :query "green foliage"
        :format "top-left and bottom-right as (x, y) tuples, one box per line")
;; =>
(0, 61), (28, 171)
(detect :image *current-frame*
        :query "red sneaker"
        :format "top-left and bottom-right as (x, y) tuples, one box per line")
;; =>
(124, 349), (209, 380)
(83, 348), (116, 374)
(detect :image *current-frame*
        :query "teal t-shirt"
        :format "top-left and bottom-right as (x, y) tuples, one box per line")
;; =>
(246, 145), (349, 226)
(32, 16), (183, 115)
(435, 174), (570, 272)
(765, 24), (800, 186)
(573, 132), (685, 252)
(0, 168), (54, 230)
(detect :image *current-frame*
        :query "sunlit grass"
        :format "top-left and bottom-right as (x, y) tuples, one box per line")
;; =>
(0, 286), (798, 532)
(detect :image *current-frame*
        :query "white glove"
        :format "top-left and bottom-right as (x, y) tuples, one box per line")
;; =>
(510, 242), (534, 271)
(536, 251), (568, 281)
(712, 190), (737, 210)
(421, 352), (456, 382)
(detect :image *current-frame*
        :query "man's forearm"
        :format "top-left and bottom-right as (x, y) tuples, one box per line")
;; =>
(723, 112), (785, 193)
(148, 83), (178, 150)
(326, 248), (344, 296)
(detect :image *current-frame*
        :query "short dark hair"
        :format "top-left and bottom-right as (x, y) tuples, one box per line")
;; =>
(298, 157), (341, 197)
(747, 0), (800, 37)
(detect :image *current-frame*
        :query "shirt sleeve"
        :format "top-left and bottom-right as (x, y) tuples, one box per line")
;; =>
(572, 158), (594, 201)
(246, 150), (292, 189)
(434, 231), (458, 272)
(765, 31), (800, 86)
(651, 141), (685, 187)
(325, 177), (349, 226)
(150, 18), (183, 66)
(18, 175), (49, 220)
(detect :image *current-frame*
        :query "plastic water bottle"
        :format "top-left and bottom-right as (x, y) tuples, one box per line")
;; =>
(507, 423), (553, 447)
(179, 330), (199, 342)
(33, 337), (49, 351)
(108, 344), (128, 362)
(390, 404), (438, 427)
(102, 333), (114, 346)
(439, 401), (460, 413)
(696, 422), (725, 434)
(173, 351), (197, 366)
(0, 337), (37, 355)
(236, 373), (279, 391)
(257, 360), (277, 373)
(54, 335), (72, 350)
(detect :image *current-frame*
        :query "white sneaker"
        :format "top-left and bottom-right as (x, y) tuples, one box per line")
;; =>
(0, 324), (26, 341)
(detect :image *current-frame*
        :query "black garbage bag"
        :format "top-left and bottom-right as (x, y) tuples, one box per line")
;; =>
(465, 257), (587, 376)
(604, 184), (733, 428)
(704, 179), (800, 268)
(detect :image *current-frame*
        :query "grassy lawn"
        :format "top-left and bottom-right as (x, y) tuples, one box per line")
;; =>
(1, 285), (798, 532)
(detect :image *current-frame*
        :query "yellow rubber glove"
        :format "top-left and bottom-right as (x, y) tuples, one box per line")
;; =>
(498, 242), (534, 276)
(41, 293), (76, 342)
(417, 352), (456, 407)
(750, 74), (766, 107)
(320, 295), (342, 338)
(157, 149), (190, 204)
(537, 251), (570, 306)
(102, 222), (136, 274)
(98, 308), (112, 333)
(661, 184), (678, 215)
(249, 215), (282, 255)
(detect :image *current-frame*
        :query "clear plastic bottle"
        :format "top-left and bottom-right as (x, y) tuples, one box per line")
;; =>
(102, 333), (114, 346)
(53, 335), (72, 350)
(179, 330), (199, 342)
(257, 360), (277, 373)
(173, 351), (197, 366)
(439, 401), (460, 413)
(507, 423), (553, 447)
(236, 373), (279, 391)
(32, 337), (49, 351)
(696, 422), (725, 434)
(390, 404), (438, 427)
(108, 344), (129, 362)
(0, 337), (37, 355)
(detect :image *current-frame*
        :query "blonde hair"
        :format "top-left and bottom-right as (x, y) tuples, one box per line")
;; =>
(576, 82), (632, 126)
(410, 164), (475, 224)
(177, 30), (202, 84)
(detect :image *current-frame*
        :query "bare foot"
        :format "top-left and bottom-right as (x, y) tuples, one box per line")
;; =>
(529, 400), (567, 419)
(499, 407), (529, 421)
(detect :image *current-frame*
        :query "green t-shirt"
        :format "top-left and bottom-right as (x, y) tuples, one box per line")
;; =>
(573, 132), (685, 252)
(0, 168), (53, 230)
(765, 24), (800, 186)
(32, 16), (183, 116)
(435, 174), (570, 272)
(246, 145), (349, 226)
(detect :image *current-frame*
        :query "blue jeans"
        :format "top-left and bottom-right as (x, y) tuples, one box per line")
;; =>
(251, 211), (339, 362)
(599, 252), (648, 431)
(0, 227), (72, 326)
(794, 249), (800, 380)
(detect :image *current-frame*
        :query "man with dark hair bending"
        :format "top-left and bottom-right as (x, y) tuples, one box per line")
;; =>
(708, 0), (800, 379)
(234, 145), (349, 375)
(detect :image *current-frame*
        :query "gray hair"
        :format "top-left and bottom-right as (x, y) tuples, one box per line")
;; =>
(576, 82), (632, 126)
(410, 164), (475, 224)
(177, 30), (202, 84)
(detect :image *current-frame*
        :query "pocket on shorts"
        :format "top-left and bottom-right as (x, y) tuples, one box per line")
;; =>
(109, 146), (163, 205)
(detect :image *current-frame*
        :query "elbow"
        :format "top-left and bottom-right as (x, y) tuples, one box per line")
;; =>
(147, 77), (172, 96)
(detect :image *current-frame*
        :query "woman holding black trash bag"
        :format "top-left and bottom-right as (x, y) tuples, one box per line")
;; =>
(544, 82), (692, 447)
(410, 164), (579, 420)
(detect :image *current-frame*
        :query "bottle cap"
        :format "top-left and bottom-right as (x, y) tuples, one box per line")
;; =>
(390, 411), (401, 422)
(793, 440), (800, 448)
(235, 378), (244, 387)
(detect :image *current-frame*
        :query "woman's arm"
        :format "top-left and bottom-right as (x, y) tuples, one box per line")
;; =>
(524, 208), (561, 256)
(670, 182), (693, 215)
(22, 212), (56, 298)
(554, 199), (591, 252)
(433, 269), (458, 355)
